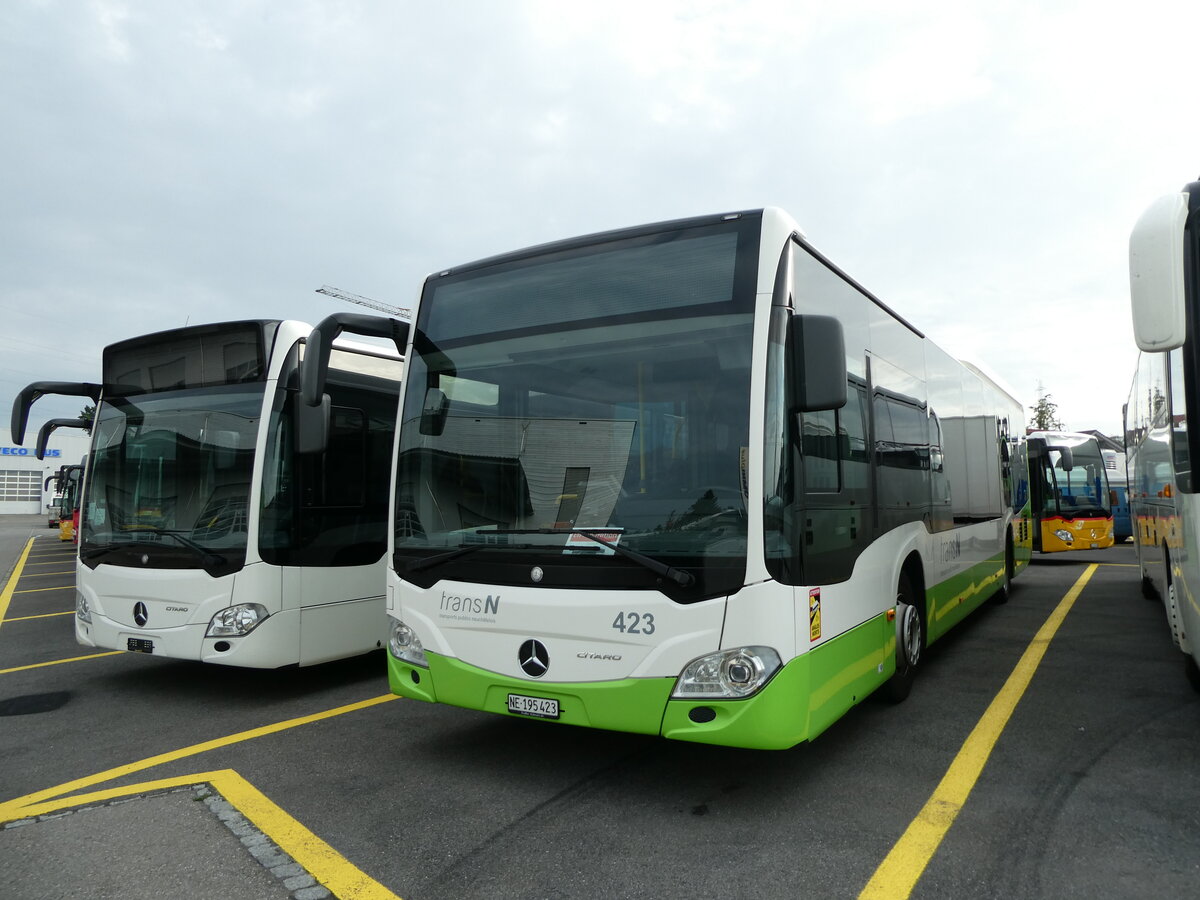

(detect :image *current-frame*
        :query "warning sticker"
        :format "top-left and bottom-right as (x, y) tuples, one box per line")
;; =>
(809, 588), (821, 642)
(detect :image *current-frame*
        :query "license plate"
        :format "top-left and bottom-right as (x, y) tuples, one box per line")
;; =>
(507, 693), (559, 719)
(127, 638), (154, 653)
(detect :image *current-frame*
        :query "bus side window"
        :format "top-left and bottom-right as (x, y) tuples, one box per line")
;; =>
(800, 408), (839, 492)
(305, 407), (366, 508)
(842, 384), (869, 495)
(1169, 347), (1191, 492)
(798, 380), (871, 585)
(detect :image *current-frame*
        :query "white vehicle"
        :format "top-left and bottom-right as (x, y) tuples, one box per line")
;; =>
(321, 209), (1031, 749)
(1126, 178), (1200, 691)
(11, 317), (404, 667)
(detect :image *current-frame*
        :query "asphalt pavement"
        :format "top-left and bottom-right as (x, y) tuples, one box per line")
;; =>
(1, 514), (326, 900)
(3, 517), (1197, 900)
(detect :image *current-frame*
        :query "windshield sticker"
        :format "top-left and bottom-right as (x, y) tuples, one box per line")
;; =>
(563, 529), (623, 555)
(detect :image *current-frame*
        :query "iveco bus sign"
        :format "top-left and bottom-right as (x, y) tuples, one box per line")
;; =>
(1, 447), (61, 457)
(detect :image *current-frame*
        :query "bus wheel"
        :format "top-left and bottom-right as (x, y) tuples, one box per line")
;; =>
(1141, 573), (1158, 601)
(995, 536), (1014, 604)
(884, 573), (923, 703)
(1185, 654), (1200, 695)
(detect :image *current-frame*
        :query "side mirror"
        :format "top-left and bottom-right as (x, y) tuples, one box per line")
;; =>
(36, 418), (88, 460)
(1057, 446), (1075, 472)
(11, 381), (102, 446)
(299, 312), (409, 455)
(295, 393), (331, 455)
(301, 312), (409, 407)
(420, 388), (450, 436)
(788, 314), (847, 412)
(1129, 191), (1190, 352)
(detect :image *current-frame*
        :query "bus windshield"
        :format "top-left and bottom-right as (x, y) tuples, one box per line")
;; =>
(81, 383), (263, 572)
(394, 218), (758, 598)
(1039, 439), (1111, 518)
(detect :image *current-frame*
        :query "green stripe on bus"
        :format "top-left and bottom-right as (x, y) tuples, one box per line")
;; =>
(387, 611), (899, 750)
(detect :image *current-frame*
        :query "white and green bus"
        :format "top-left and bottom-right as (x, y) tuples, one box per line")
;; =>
(343, 209), (1030, 749)
(1126, 177), (1200, 692)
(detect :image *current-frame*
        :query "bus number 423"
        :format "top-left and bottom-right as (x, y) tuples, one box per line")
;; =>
(612, 612), (655, 635)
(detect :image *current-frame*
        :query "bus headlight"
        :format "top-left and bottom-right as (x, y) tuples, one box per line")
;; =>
(672, 646), (782, 699)
(1053, 529), (1074, 544)
(76, 591), (91, 624)
(206, 603), (270, 637)
(389, 619), (428, 667)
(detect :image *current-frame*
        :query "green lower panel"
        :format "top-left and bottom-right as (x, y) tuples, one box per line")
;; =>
(926, 553), (1006, 642)
(388, 652), (674, 736)
(387, 611), (893, 751)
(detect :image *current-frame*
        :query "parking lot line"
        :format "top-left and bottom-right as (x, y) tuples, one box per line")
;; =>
(0, 651), (124, 675)
(7, 768), (401, 900)
(0, 537), (36, 626)
(13, 585), (75, 594)
(220, 769), (401, 900)
(859, 564), (1098, 900)
(0, 693), (397, 819)
(3, 611), (73, 622)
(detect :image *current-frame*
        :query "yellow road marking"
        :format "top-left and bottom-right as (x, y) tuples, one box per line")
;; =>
(219, 770), (401, 900)
(14, 585), (75, 594)
(0, 651), (124, 674)
(859, 564), (1097, 899)
(1, 542), (37, 628)
(19, 571), (76, 578)
(2, 611), (73, 622)
(0, 537), (36, 628)
(0, 693), (397, 817)
(11, 769), (401, 900)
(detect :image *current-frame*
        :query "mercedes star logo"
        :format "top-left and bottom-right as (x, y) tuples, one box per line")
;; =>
(133, 602), (149, 628)
(518, 639), (549, 678)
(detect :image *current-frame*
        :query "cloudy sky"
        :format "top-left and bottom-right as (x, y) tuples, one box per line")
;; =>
(4, 0), (1199, 437)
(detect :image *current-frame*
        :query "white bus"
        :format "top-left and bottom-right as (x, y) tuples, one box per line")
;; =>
(11, 316), (406, 667)
(1126, 177), (1200, 691)
(338, 209), (1031, 749)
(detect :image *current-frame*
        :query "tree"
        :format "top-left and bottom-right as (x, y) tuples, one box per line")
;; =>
(1029, 384), (1063, 431)
(80, 404), (95, 436)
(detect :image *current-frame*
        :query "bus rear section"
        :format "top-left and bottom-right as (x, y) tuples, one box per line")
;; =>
(382, 208), (1028, 749)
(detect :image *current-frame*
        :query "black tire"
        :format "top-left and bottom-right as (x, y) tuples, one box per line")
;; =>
(1185, 654), (1200, 695)
(1141, 574), (1158, 601)
(994, 535), (1014, 605)
(884, 572), (923, 703)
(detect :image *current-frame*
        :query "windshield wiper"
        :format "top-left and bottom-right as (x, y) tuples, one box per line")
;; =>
(80, 545), (123, 562)
(113, 527), (228, 567)
(402, 541), (537, 576)
(483, 528), (696, 587)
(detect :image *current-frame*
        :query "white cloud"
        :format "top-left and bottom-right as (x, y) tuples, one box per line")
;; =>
(91, 0), (132, 61)
(5, 0), (1200, 438)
